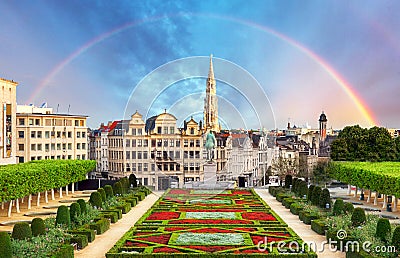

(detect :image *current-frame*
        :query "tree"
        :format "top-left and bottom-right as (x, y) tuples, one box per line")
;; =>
(272, 154), (299, 181)
(56, 205), (71, 227)
(312, 160), (330, 186)
(351, 207), (366, 227)
(12, 222), (32, 240)
(31, 218), (45, 236)
(129, 173), (138, 188)
(376, 218), (391, 243)
(0, 232), (12, 258)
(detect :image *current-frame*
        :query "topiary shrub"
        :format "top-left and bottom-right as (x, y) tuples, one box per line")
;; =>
(104, 185), (114, 198)
(299, 181), (308, 198)
(351, 207), (366, 227)
(0, 231), (12, 258)
(319, 188), (331, 208)
(376, 218), (391, 243)
(344, 202), (354, 214)
(129, 173), (138, 188)
(120, 177), (130, 193)
(89, 191), (103, 209)
(70, 202), (81, 224)
(77, 199), (87, 214)
(284, 174), (292, 189)
(391, 226), (400, 253)
(12, 222), (32, 240)
(333, 199), (345, 215)
(97, 188), (106, 202)
(56, 205), (71, 227)
(31, 218), (45, 236)
(113, 181), (123, 196)
(307, 185), (315, 202)
(311, 186), (322, 206)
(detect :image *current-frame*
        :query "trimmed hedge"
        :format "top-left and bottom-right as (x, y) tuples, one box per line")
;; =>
(311, 186), (322, 206)
(0, 232), (12, 258)
(351, 207), (366, 227)
(290, 202), (304, 215)
(307, 185), (315, 202)
(392, 225), (400, 254)
(49, 244), (74, 258)
(319, 188), (331, 209)
(56, 205), (71, 227)
(70, 234), (88, 249)
(89, 191), (103, 209)
(68, 228), (96, 242)
(376, 218), (391, 243)
(98, 188), (107, 202)
(104, 185), (114, 198)
(115, 202), (132, 214)
(77, 199), (87, 214)
(344, 202), (354, 214)
(0, 160), (96, 202)
(113, 182), (123, 196)
(12, 222), (32, 240)
(100, 211), (119, 223)
(333, 199), (345, 215)
(70, 202), (81, 224)
(31, 217), (46, 236)
(311, 219), (327, 235)
(90, 218), (110, 235)
(276, 193), (291, 202)
(122, 197), (137, 207)
(282, 197), (297, 209)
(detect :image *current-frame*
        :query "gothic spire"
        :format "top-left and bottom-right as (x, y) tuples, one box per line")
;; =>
(208, 54), (214, 80)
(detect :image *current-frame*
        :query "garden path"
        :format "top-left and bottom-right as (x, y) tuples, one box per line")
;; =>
(75, 191), (163, 258)
(255, 189), (345, 258)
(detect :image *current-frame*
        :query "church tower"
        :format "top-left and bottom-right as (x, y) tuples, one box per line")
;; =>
(204, 54), (220, 132)
(319, 111), (327, 143)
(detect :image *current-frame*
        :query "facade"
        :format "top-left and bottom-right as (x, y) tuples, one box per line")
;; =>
(91, 111), (206, 190)
(16, 105), (88, 163)
(0, 78), (18, 165)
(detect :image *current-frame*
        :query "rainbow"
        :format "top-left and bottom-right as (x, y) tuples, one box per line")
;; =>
(28, 13), (377, 126)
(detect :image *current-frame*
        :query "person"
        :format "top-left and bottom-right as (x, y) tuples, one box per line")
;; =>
(204, 131), (216, 161)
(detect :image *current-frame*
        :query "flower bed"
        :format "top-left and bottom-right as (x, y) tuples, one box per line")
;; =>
(107, 188), (316, 257)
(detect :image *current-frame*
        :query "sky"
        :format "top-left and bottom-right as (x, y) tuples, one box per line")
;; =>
(0, 0), (399, 130)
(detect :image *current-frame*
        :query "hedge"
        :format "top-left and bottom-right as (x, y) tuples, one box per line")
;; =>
(290, 202), (304, 215)
(49, 244), (74, 258)
(115, 202), (132, 214)
(0, 160), (96, 202)
(328, 162), (400, 197)
(0, 232), (12, 258)
(311, 219), (327, 235)
(68, 228), (96, 242)
(89, 218), (110, 234)
(70, 234), (88, 249)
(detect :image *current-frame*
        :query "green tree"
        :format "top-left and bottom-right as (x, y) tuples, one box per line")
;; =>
(312, 160), (330, 186)
(351, 207), (366, 227)
(31, 218), (45, 236)
(56, 205), (71, 227)
(0, 232), (12, 258)
(12, 222), (32, 240)
(376, 218), (391, 243)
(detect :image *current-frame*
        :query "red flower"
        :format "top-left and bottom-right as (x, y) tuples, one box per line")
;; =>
(169, 219), (253, 224)
(164, 227), (187, 231)
(233, 227), (257, 232)
(124, 241), (149, 247)
(146, 212), (180, 220)
(179, 209), (244, 212)
(231, 190), (252, 195)
(153, 247), (182, 253)
(189, 228), (232, 233)
(251, 235), (288, 245)
(136, 234), (171, 244)
(169, 189), (189, 195)
(241, 212), (277, 221)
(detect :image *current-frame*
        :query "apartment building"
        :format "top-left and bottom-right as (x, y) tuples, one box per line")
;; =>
(0, 78), (18, 165)
(16, 105), (88, 163)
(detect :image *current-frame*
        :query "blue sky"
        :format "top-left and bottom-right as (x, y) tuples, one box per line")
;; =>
(1, 1), (399, 129)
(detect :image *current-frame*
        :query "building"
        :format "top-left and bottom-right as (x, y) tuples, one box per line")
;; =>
(16, 105), (88, 163)
(0, 78), (18, 165)
(203, 54), (220, 133)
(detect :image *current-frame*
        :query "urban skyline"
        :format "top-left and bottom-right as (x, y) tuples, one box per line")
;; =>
(1, 1), (399, 129)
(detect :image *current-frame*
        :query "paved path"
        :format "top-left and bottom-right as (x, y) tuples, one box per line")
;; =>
(255, 189), (345, 258)
(75, 191), (163, 258)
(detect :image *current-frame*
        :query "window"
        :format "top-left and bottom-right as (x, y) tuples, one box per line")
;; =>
(57, 143), (61, 150)
(138, 139), (142, 147)
(132, 151), (136, 159)
(190, 128), (194, 135)
(137, 151), (142, 159)
(45, 144), (49, 152)
(144, 163), (148, 171)
(37, 144), (42, 151)
(169, 151), (174, 159)
(157, 139), (162, 147)
(170, 127), (174, 134)
(31, 144), (36, 151)
(82, 132), (86, 138)
(75, 120), (79, 126)
(170, 140), (174, 147)
(18, 131), (24, 138)
(82, 154), (86, 160)
(68, 132), (72, 138)
(77, 143), (81, 149)
(57, 131), (61, 138)
(76, 155), (80, 160)
(68, 155), (72, 159)
(151, 164), (155, 171)
(164, 140), (168, 147)
(45, 131), (50, 138)
(143, 151), (148, 159)
(138, 163), (142, 172)
(18, 144), (24, 151)
(196, 140), (200, 147)
(144, 139), (148, 147)
(138, 128), (142, 135)
(195, 151), (200, 159)
(132, 139), (136, 147)
(77, 132), (81, 138)
(18, 118), (25, 126)
(37, 131), (42, 138)
(82, 143), (86, 149)
(68, 143), (72, 150)
(126, 151), (130, 159)
(31, 131), (36, 138)
(29, 119), (34, 125)
(184, 140), (188, 147)
(184, 151), (188, 158)
(157, 127), (162, 134)
(175, 151), (180, 159)
(132, 128), (136, 135)
(164, 127), (168, 134)
(125, 139), (130, 147)
(151, 139), (156, 147)
(176, 140), (180, 147)
(62, 143), (66, 150)
(143, 178), (148, 185)
(35, 119), (40, 126)
(190, 140), (194, 147)
(132, 163), (136, 171)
